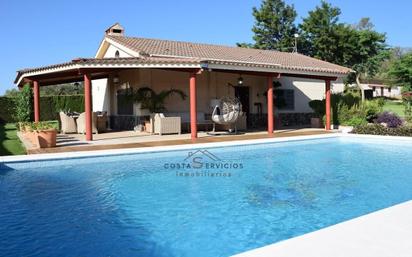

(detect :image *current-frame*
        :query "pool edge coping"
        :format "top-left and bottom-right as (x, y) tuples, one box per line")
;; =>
(0, 133), (338, 164)
(3, 132), (412, 164)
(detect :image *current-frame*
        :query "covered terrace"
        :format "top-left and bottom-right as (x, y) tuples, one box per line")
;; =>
(15, 56), (340, 142)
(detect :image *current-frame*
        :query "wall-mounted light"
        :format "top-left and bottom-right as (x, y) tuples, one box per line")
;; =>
(113, 74), (120, 84)
(238, 76), (244, 86)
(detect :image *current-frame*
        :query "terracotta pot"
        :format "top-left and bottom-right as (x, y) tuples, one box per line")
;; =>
(37, 129), (57, 148)
(23, 131), (40, 148)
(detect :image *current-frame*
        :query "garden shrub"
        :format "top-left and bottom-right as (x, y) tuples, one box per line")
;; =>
(376, 111), (403, 128)
(402, 92), (412, 122)
(361, 99), (383, 122)
(352, 124), (412, 137)
(0, 97), (17, 123)
(308, 100), (325, 118)
(40, 95), (84, 120)
(14, 84), (33, 122)
(343, 116), (367, 127)
(0, 93), (84, 123)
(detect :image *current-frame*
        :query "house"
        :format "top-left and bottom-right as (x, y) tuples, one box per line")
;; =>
(356, 80), (402, 99)
(14, 23), (351, 141)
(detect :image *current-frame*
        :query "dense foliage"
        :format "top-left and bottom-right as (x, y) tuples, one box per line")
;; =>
(238, 0), (298, 51)
(388, 53), (412, 93)
(376, 111), (403, 128)
(0, 95), (84, 123)
(0, 97), (17, 123)
(309, 92), (384, 127)
(15, 84), (33, 122)
(352, 124), (412, 137)
(41, 83), (84, 96)
(240, 0), (388, 101)
(132, 87), (187, 113)
(40, 95), (85, 120)
(18, 121), (59, 132)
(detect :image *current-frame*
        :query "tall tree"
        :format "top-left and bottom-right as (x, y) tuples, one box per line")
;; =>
(388, 53), (412, 92)
(299, 1), (342, 61)
(238, 0), (298, 51)
(3, 88), (20, 97)
(301, 1), (387, 100)
(345, 20), (388, 100)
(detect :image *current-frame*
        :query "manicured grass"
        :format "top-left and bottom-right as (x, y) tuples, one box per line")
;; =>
(383, 101), (405, 118)
(0, 123), (26, 156)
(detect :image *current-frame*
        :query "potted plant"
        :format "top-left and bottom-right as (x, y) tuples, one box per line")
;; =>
(308, 100), (325, 128)
(131, 87), (187, 132)
(33, 122), (57, 148)
(20, 121), (57, 148)
(132, 87), (187, 113)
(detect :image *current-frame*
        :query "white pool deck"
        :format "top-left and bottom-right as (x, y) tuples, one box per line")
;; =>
(232, 200), (412, 257)
(2, 133), (412, 257)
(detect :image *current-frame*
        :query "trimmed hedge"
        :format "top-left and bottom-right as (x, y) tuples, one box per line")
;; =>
(0, 95), (84, 123)
(40, 95), (84, 121)
(0, 97), (17, 123)
(352, 124), (412, 137)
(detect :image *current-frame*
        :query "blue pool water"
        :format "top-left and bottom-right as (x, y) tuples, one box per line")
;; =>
(1, 136), (412, 257)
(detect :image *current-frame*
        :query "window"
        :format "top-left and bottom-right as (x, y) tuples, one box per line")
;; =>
(115, 50), (120, 58)
(117, 89), (133, 115)
(275, 89), (294, 110)
(388, 87), (391, 93)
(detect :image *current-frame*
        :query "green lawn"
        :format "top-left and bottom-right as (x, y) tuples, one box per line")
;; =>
(0, 123), (26, 156)
(383, 101), (405, 118)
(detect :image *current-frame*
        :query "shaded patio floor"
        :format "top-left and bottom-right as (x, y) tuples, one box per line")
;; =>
(27, 129), (331, 154)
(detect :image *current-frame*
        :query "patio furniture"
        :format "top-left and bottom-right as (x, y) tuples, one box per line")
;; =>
(96, 112), (108, 132)
(167, 112), (213, 132)
(145, 120), (153, 134)
(76, 112), (98, 134)
(153, 113), (181, 135)
(217, 114), (247, 131)
(59, 112), (77, 134)
(210, 97), (242, 133)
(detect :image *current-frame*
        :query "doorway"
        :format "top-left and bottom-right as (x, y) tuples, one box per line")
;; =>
(234, 86), (250, 123)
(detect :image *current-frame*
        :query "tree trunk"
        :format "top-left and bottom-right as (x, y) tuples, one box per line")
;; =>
(355, 73), (365, 101)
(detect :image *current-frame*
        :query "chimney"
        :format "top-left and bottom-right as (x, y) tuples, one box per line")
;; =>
(105, 23), (125, 36)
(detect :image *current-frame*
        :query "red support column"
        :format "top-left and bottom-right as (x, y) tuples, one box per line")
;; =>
(325, 80), (331, 131)
(267, 75), (274, 134)
(84, 74), (93, 141)
(33, 81), (40, 122)
(189, 72), (197, 140)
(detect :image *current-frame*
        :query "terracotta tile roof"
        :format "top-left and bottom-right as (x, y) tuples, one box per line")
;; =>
(14, 56), (202, 83)
(16, 56), (201, 74)
(107, 35), (352, 75)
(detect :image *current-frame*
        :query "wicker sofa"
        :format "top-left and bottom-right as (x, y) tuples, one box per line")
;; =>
(76, 112), (99, 134)
(59, 112), (77, 134)
(167, 112), (212, 132)
(152, 113), (181, 135)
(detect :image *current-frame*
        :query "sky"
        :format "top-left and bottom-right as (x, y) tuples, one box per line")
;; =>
(1, 0), (411, 95)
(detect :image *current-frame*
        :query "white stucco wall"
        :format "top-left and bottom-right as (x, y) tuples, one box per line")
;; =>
(276, 77), (344, 113)
(92, 78), (110, 113)
(102, 69), (346, 116)
(103, 44), (132, 58)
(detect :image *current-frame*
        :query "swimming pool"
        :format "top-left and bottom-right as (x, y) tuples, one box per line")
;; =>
(1, 135), (412, 257)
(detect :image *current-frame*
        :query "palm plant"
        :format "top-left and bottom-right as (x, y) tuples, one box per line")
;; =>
(132, 87), (187, 113)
